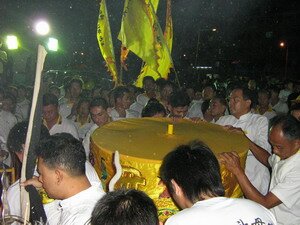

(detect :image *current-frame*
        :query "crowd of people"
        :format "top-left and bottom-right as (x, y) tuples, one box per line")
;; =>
(0, 74), (299, 224)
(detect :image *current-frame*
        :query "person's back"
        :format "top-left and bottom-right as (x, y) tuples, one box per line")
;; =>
(166, 197), (276, 225)
(160, 141), (277, 225)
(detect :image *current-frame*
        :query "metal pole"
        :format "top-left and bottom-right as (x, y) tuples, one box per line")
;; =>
(284, 46), (288, 80)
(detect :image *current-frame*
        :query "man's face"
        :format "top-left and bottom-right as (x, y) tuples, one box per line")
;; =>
(70, 82), (82, 99)
(120, 92), (132, 109)
(37, 158), (60, 199)
(143, 80), (156, 93)
(90, 106), (109, 126)
(170, 106), (188, 118)
(210, 99), (226, 117)
(229, 89), (250, 118)
(161, 85), (173, 101)
(258, 93), (269, 107)
(43, 104), (59, 123)
(269, 125), (300, 159)
(202, 87), (215, 101)
(78, 102), (90, 116)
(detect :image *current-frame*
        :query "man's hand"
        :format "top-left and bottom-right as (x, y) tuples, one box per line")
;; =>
(219, 152), (243, 176)
(21, 176), (42, 189)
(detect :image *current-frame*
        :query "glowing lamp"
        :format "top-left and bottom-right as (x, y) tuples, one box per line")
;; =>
(6, 35), (19, 50)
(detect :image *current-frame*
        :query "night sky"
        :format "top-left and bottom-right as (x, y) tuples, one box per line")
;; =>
(1, 0), (299, 83)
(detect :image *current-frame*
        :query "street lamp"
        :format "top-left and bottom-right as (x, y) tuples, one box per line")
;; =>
(279, 41), (288, 79)
(47, 37), (58, 51)
(6, 35), (19, 50)
(35, 21), (50, 36)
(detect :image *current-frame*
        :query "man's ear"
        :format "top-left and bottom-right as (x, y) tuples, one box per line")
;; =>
(55, 169), (64, 185)
(245, 99), (252, 108)
(171, 179), (182, 196)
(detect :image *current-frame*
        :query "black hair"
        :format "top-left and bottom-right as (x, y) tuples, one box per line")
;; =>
(113, 86), (130, 103)
(169, 91), (190, 108)
(201, 100), (211, 115)
(232, 86), (255, 109)
(43, 93), (58, 107)
(90, 189), (159, 225)
(90, 97), (108, 110)
(159, 140), (225, 205)
(7, 121), (50, 153)
(142, 76), (155, 84)
(35, 133), (86, 176)
(270, 115), (300, 141)
(142, 100), (166, 117)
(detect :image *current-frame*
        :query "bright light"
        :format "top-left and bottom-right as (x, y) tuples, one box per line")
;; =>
(6, 35), (19, 50)
(212, 28), (217, 32)
(47, 37), (58, 51)
(35, 21), (50, 36)
(279, 41), (285, 48)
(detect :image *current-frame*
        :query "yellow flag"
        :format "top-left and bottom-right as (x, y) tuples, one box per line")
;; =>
(118, 0), (164, 71)
(135, 0), (174, 87)
(97, 0), (118, 83)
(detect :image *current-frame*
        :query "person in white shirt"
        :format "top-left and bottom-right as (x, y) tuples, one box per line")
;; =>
(15, 85), (30, 122)
(83, 97), (112, 159)
(0, 105), (17, 166)
(270, 87), (289, 115)
(255, 89), (277, 120)
(90, 189), (159, 225)
(43, 93), (79, 140)
(220, 115), (300, 225)
(210, 95), (228, 123)
(23, 133), (105, 225)
(130, 76), (157, 116)
(168, 91), (190, 119)
(59, 78), (83, 118)
(71, 98), (93, 140)
(216, 87), (271, 195)
(6, 123), (101, 220)
(160, 141), (277, 225)
(110, 86), (139, 121)
(187, 85), (215, 119)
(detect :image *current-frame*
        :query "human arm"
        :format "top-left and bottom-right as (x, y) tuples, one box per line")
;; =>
(220, 152), (281, 209)
(21, 176), (42, 189)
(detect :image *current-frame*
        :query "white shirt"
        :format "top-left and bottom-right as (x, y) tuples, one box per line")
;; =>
(165, 197), (277, 225)
(0, 110), (17, 166)
(129, 94), (150, 116)
(48, 116), (79, 140)
(71, 116), (94, 140)
(216, 112), (271, 195)
(109, 108), (140, 121)
(83, 124), (99, 158)
(6, 162), (102, 219)
(59, 100), (73, 119)
(278, 89), (292, 103)
(186, 100), (204, 119)
(268, 152), (300, 225)
(272, 101), (289, 115)
(45, 182), (105, 225)
(15, 99), (30, 122)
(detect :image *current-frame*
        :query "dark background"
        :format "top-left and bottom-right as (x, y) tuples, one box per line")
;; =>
(1, 0), (299, 84)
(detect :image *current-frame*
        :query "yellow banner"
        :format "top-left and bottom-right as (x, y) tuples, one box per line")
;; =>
(135, 0), (173, 87)
(97, 0), (118, 83)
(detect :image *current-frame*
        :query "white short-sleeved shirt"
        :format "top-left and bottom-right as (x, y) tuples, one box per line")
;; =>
(15, 99), (30, 122)
(45, 182), (105, 225)
(71, 115), (94, 140)
(0, 110), (17, 166)
(59, 101), (73, 119)
(216, 112), (271, 195)
(48, 116), (79, 140)
(109, 108), (140, 121)
(6, 162), (102, 219)
(272, 101), (289, 115)
(165, 197), (277, 225)
(268, 152), (300, 225)
(186, 100), (204, 119)
(82, 124), (99, 158)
